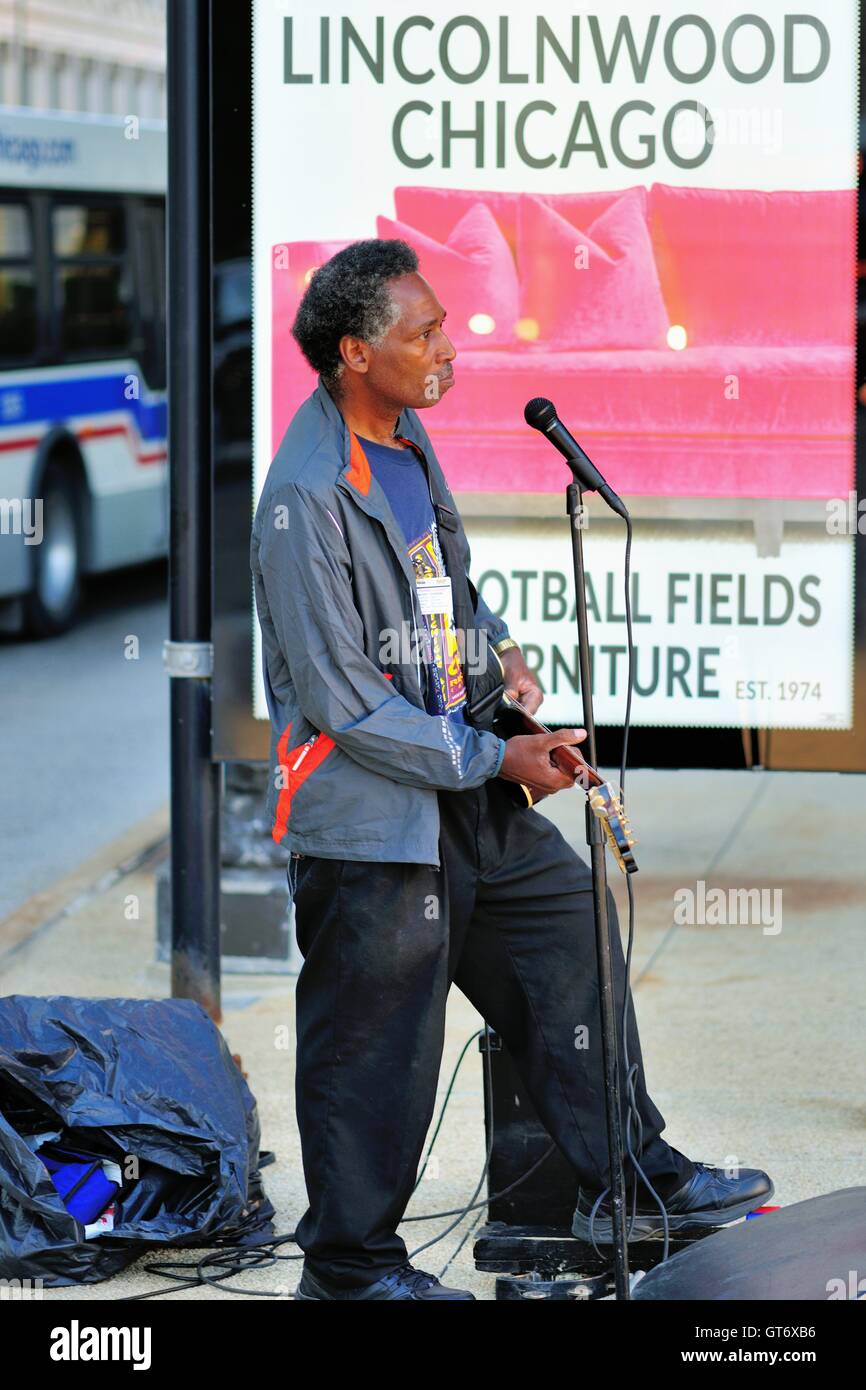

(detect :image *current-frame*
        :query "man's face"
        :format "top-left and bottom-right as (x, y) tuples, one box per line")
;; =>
(343, 272), (456, 411)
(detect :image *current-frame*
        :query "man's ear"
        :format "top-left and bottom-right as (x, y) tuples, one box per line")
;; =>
(338, 335), (370, 376)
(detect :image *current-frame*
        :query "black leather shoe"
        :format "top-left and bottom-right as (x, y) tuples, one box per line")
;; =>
(572, 1162), (774, 1243)
(294, 1260), (476, 1300)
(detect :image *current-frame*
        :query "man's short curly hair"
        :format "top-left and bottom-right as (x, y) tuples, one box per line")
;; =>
(291, 239), (419, 392)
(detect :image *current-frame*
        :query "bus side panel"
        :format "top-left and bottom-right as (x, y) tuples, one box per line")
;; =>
(0, 446), (38, 595)
(84, 443), (167, 571)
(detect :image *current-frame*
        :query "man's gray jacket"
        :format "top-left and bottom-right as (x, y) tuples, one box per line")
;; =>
(250, 379), (512, 867)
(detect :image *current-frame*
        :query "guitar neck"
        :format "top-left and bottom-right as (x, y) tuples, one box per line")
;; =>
(501, 693), (603, 788)
(502, 692), (556, 734)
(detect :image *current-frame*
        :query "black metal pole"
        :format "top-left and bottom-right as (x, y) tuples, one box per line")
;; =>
(165, 0), (221, 1018)
(567, 481), (630, 1300)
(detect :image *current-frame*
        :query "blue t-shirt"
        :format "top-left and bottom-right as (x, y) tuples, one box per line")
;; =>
(358, 434), (468, 724)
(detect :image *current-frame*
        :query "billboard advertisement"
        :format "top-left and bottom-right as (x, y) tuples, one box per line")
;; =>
(250, 1), (858, 732)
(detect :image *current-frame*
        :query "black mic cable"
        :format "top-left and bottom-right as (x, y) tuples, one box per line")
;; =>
(615, 512), (672, 1263)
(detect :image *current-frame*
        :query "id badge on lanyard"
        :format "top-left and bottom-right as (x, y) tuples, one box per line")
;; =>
(415, 574), (454, 620)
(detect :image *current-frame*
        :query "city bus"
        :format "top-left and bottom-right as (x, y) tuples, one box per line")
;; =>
(0, 107), (166, 637)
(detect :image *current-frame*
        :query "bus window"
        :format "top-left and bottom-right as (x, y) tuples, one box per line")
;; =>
(51, 200), (132, 354)
(0, 200), (37, 359)
(53, 204), (125, 256)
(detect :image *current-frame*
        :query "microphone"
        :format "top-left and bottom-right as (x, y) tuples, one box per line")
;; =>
(524, 397), (628, 519)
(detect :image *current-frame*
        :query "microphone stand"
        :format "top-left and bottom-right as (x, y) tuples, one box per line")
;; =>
(566, 477), (630, 1302)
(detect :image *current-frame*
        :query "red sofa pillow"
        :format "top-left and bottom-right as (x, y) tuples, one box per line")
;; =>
(517, 188), (669, 349)
(377, 201), (520, 347)
(393, 187), (523, 261)
(392, 185), (647, 265)
(648, 184), (856, 346)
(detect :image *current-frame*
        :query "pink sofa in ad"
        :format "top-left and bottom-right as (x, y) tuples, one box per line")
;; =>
(271, 183), (856, 500)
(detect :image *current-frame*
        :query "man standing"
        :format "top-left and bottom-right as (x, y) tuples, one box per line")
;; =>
(250, 239), (772, 1301)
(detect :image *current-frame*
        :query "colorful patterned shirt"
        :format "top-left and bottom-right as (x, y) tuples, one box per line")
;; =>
(358, 433), (468, 724)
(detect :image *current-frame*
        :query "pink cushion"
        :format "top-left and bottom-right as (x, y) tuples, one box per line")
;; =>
(393, 187), (522, 261)
(517, 189), (669, 348)
(392, 185), (647, 266)
(377, 201), (520, 347)
(648, 184), (856, 345)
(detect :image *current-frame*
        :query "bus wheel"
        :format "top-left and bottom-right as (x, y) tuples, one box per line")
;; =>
(22, 461), (84, 638)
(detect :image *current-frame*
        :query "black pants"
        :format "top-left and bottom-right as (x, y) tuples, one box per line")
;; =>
(290, 778), (693, 1289)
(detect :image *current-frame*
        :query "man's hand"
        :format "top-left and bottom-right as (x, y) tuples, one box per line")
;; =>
(499, 645), (543, 715)
(499, 728), (588, 794)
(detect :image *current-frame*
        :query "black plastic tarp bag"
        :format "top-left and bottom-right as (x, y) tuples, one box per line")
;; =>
(0, 995), (275, 1286)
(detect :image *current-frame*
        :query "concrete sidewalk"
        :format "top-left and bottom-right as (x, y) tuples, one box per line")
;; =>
(1, 768), (863, 1300)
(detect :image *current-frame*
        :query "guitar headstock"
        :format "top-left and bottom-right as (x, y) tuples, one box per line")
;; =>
(588, 782), (638, 875)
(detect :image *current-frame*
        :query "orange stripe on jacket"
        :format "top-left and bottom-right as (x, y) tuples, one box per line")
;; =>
(346, 429), (371, 496)
(272, 721), (294, 843)
(272, 723), (336, 843)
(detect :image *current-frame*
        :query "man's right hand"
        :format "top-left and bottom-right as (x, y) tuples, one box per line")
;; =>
(498, 729), (588, 794)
